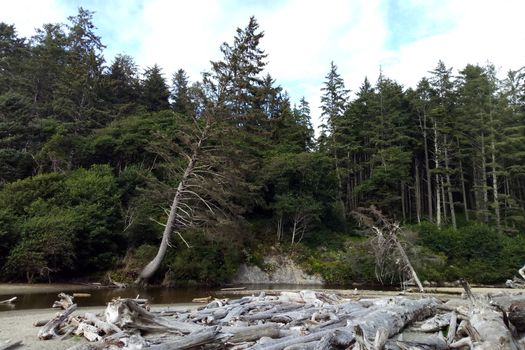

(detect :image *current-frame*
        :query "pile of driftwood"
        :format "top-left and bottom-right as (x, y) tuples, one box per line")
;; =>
(34, 290), (525, 349)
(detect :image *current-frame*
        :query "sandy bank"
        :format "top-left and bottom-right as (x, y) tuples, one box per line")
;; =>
(0, 283), (99, 296)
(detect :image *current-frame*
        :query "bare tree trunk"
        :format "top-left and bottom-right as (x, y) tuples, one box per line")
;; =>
(444, 138), (456, 229)
(481, 132), (489, 223)
(459, 158), (469, 221)
(441, 176), (447, 223)
(433, 120), (441, 228)
(490, 133), (501, 233)
(422, 114), (433, 221)
(135, 123), (209, 285)
(415, 160), (422, 224)
(401, 182), (406, 222)
(276, 215), (283, 241)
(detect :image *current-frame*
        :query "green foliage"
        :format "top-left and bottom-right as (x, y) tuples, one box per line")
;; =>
(414, 222), (525, 283)
(163, 231), (243, 285)
(0, 165), (123, 281)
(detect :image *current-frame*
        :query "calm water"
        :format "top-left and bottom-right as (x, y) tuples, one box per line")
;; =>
(0, 284), (321, 312)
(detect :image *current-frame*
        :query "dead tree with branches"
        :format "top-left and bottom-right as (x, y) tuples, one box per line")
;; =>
(134, 108), (235, 285)
(352, 206), (425, 292)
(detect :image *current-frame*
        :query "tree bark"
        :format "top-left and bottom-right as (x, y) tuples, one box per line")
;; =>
(433, 120), (441, 227)
(415, 160), (422, 224)
(444, 137), (457, 229)
(459, 158), (469, 221)
(422, 112), (433, 221)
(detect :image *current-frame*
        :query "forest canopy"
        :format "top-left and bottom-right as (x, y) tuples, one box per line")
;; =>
(1, 8), (524, 285)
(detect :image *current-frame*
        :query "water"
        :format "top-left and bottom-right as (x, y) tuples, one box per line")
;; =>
(0, 285), (218, 311)
(0, 283), (323, 311)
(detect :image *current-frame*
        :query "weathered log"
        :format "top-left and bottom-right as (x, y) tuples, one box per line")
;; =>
(0, 297), (17, 305)
(470, 307), (519, 350)
(417, 312), (451, 332)
(73, 293), (92, 298)
(192, 296), (212, 303)
(221, 287), (247, 291)
(447, 311), (457, 343)
(74, 322), (102, 342)
(52, 293), (74, 309)
(84, 312), (121, 335)
(222, 323), (291, 343)
(0, 340), (22, 350)
(390, 331), (448, 350)
(33, 319), (50, 327)
(147, 326), (226, 349)
(105, 298), (203, 334)
(38, 303), (78, 340)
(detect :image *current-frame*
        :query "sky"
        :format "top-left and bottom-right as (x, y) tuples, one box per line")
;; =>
(3, 0), (525, 131)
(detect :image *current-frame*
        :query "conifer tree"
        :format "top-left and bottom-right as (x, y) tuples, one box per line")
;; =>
(141, 64), (170, 112)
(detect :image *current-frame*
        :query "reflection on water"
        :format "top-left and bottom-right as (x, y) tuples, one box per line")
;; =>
(0, 286), (217, 311)
(0, 284), (324, 311)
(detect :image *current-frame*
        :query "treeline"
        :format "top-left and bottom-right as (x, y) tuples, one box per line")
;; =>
(320, 58), (525, 233)
(0, 8), (524, 284)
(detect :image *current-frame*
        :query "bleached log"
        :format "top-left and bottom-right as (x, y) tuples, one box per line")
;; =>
(73, 293), (91, 298)
(74, 322), (102, 342)
(447, 311), (457, 343)
(146, 326), (226, 349)
(33, 319), (50, 327)
(0, 340), (22, 350)
(389, 331), (448, 350)
(417, 312), (451, 332)
(470, 306), (519, 349)
(38, 303), (77, 339)
(105, 298), (203, 334)
(84, 312), (121, 335)
(0, 297), (17, 304)
(52, 293), (74, 309)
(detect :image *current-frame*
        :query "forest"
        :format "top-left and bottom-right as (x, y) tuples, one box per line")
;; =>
(1, 8), (525, 286)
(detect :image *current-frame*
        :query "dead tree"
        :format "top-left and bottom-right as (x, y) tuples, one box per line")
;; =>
(353, 206), (425, 292)
(135, 114), (220, 285)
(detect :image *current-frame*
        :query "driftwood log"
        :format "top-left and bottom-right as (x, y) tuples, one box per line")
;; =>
(30, 290), (525, 349)
(0, 297), (17, 305)
(0, 340), (22, 350)
(52, 292), (74, 309)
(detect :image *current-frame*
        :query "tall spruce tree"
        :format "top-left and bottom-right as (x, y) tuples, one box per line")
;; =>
(142, 64), (170, 112)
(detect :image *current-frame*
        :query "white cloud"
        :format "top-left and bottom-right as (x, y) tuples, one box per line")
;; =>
(2, 0), (67, 37)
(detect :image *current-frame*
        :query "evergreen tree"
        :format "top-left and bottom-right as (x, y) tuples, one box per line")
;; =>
(171, 68), (192, 115)
(104, 54), (142, 115)
(141, 64), (170, 112)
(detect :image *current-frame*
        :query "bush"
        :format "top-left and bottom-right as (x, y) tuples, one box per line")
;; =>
(414, 222), (525, 284)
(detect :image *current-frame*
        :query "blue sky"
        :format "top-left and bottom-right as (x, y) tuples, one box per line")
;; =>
(4, 0), (525, 130)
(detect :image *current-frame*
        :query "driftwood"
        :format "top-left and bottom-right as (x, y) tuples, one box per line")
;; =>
(0, 297), (17, 305)
(26, 289), (525, 349)
(0, 340), (22, 350)
(52, 292), (74, 309)
(38, 303), (78, 339)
